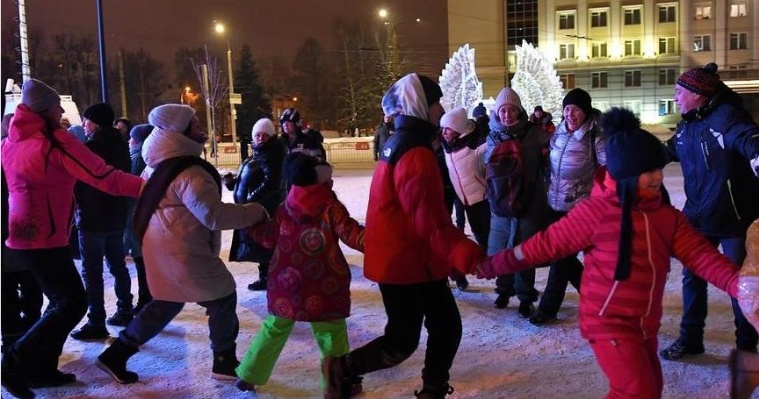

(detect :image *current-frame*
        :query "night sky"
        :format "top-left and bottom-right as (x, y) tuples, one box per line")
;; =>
(1, 0), (448, 81)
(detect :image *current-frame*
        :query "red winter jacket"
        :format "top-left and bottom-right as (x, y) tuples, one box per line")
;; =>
(363, 116), (485, 284)
(500, 167), (740, 340)
(2, 104), (142, 250)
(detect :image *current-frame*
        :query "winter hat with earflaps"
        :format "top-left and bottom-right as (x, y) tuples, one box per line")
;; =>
(21, 78), (61, 113)
(440, 107), (475, 136)
(601, 107), (666, 281)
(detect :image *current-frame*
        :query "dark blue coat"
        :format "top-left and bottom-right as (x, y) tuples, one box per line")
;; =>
(665, 96), (759, 237)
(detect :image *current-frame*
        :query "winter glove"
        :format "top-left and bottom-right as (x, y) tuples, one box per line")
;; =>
(475, 256), (496, 279)
(738, 218), (759, 331)
(751, 154), (759, 178)
(477, 248), (523, 279)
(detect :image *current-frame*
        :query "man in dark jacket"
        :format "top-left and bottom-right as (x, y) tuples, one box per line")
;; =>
(70, 103), (134, 340)
(660, 63), (759, 361)
(322, 73), (485, 399)
(278, 108), (326, 162)
(373, 115), (394, 161)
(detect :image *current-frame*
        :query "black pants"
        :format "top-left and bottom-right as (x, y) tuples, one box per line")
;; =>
(1, 270), (43, 350)
(4, 247), (87, 374)
(348, 279), (462, 386)
(536, 209), (583, 315)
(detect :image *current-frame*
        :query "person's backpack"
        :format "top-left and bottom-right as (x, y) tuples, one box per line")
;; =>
(485, 136), (533, 218)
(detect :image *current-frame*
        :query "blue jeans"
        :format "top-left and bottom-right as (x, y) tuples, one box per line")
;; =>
(488, 214), (537, 302)
(119, 292), (239, 352)
(679, 235), (758, 351)
(79, 229), (133, 326)
(4, 247), (87, 373)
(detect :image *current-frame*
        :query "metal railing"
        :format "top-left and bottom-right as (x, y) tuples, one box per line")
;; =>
(206, 137), (377, 169)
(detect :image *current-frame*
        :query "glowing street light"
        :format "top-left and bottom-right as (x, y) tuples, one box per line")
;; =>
(214, 21), (238, 153)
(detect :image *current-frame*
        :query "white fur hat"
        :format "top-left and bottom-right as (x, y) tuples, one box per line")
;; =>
(252, 118), (276, 137)
(440, 107), (475, 135)
(148, 104), (195, 133)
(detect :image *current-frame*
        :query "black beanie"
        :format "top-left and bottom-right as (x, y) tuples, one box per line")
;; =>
(562, 88), (593, 117)
(417, 74), (443, 106)
(601, 107), (666, 281)
(83, 103), (115, 128)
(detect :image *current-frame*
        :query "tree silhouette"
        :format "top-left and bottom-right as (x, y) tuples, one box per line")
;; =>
(234, 44), (270, 146)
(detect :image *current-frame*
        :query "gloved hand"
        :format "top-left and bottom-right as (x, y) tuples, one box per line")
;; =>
(751, 155), (759, 178)
(476, 248), (523, 279)
(475, 256), (496, 279)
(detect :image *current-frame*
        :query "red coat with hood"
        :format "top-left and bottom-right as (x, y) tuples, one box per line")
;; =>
(496, 167), (740, 340)
(364, 81), (484, 284)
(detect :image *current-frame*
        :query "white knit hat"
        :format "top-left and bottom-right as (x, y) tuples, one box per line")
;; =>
(252, 118), (276, 137)
(495, 87), (524, 114)
(440, 107), (475, 135)
(148, 104), (195, 133)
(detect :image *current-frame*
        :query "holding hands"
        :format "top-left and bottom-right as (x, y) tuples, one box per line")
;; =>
(474, 248), (523, 279)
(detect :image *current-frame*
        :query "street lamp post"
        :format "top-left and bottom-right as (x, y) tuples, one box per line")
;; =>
(214, 22), (238, 153)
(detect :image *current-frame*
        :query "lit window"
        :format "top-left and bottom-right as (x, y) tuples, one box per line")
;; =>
(659, 99), (675, 116)
(659, 37), (676, 54)
(559, 44), (575, 59)
(560, 73), (576, 89)
(693, 35), (712, 51)
(625, 40), (642, 56)
(730, 33), (748, 49)
(559, 12), (576, 29)
(623, 100), (642, 115)
(624, 8), (641, 25)
(625, 70), (642, 87)
(659, 5), (676, 23)
(592, 42), (608, 58)
(591, 72), (608, 88)
(730, 1), (747, 17)
(695, 4), (712, 19)
(590, 10), (608, 27)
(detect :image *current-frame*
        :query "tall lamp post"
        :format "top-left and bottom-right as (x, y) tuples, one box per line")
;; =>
(214, 22), (238, 153)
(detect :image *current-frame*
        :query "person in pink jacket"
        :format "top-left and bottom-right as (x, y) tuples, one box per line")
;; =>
(0, 79), (143, 399)
(478, 107), (758, 399)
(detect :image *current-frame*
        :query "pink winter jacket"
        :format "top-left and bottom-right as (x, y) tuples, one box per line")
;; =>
(497, 167), (740, 340)
(1, 104), (142, 249)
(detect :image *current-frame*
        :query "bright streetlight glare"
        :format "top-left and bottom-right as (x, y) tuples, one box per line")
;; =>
(214, 22), (225, 34)
(378, 9), (387, 19)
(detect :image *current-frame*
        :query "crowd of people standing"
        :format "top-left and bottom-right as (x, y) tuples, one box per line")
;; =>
(2, 61), (759, 399)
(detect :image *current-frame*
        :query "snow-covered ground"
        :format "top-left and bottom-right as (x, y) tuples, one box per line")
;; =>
(7, 163), (755, 399)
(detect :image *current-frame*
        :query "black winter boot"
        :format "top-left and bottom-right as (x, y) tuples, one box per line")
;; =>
(322, 355), (360, 399)
(247, 263), (269, 291)
(97, 339), (139, 384)
(1, 351), (35, 399)
(414, 382), (455, 399)
(211, 346), (239, 380)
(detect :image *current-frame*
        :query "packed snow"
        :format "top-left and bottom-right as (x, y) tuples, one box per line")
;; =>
(6, 163), (754, 399)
